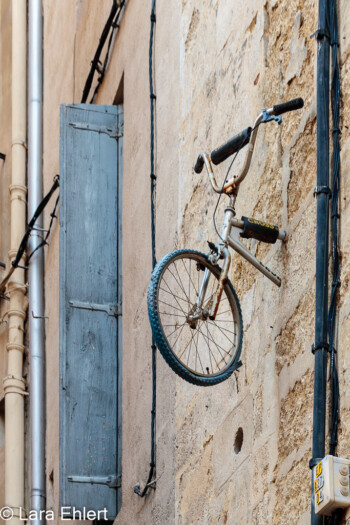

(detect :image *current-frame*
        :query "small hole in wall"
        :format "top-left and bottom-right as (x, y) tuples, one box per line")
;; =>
(234, 427), (243, 454)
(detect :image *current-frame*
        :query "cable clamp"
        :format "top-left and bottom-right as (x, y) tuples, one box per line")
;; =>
(331, 280), (341, 289)
(313, 186), (331, 198)
(150, 93), (157, 100)
(0, 153), (5, 160)
(312, 342), (329, 354)
(150, 173), (157, 180)
(332, 127), (341, 135)
(150, 12), (156, 23)
(309, 457), (323, 470)
(310, 28), (330, 41)
(331, 212), (340, 219)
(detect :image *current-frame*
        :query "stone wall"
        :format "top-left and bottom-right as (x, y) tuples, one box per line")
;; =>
(174, 1), (348, 524)
(0, 0), (349, 523)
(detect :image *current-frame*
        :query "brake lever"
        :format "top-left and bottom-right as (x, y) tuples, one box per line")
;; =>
(262, 108), (282, 125)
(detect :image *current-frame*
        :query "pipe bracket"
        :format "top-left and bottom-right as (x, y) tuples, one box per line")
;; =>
(6, 342), (25, 353)
(3, 375), (27, 395)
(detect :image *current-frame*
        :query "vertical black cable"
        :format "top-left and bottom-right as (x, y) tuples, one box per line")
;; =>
(311, 0), (330, 523)
(328, 0), (340, 458)
(149, 0), (157, 270)
(133, 0), (157, 498)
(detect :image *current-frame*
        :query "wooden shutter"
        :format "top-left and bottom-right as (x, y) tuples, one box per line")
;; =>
(59, 104), (123, 519)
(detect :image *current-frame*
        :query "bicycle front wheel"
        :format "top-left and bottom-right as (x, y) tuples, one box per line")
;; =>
(147, 249), (243, 386)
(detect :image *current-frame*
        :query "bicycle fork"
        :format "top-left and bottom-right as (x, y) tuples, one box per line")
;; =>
(192, 207), (235, 323)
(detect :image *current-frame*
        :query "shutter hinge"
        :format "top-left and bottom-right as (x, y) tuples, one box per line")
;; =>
(68, 474), (121, 489)
(69, 300), (122, 317)
(69, 122), (122, 139)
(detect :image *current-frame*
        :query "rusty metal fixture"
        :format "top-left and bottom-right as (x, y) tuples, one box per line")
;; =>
(208, 246), (231, 320)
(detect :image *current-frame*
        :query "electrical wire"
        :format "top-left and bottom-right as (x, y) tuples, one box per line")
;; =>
(89, 2), (125, 104)
(0, 175), (60, 296)
(328, 0), (340, 458)
(26, 194), (60, 264)
(133, 0), (157, 498)
(81, 0), (124, 104)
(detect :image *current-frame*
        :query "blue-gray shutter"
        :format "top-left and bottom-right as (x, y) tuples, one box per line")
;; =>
(59, 104), (123, 519)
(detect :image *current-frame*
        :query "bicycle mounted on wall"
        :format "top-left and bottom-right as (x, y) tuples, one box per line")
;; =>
(148, 98), (304, 386)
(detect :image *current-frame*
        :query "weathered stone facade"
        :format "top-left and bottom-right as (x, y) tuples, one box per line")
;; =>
(0, 0), (350, 523)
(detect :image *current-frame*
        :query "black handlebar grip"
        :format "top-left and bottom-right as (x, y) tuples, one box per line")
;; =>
(273, 97), (304, 116)
(194, 155), (204, 174)
(211, 127), (252, 166)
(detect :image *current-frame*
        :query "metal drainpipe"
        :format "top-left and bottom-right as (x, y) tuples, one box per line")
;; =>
(28, 1), (46, 522)
(4, 1), (27, 524)
(311, 0), (330, 523)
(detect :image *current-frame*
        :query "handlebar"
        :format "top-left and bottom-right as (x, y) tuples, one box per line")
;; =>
(210, 127), (252, 166)
(194, 97), (304, 193)
(272, 97), (304, 116)
(194, 155), (205, 174)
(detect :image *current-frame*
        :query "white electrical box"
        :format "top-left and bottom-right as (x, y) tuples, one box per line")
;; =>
(314, 455), (350, 515)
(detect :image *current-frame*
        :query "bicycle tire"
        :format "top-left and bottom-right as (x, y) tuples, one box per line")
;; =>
(147, 249), (243, 386)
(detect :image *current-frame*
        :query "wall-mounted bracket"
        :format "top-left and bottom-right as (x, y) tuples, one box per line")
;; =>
(67, 475), (121, 489)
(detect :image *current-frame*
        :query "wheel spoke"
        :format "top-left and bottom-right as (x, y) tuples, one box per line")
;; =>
(215, 309), (232, 317)
(158, 299), (186, 314)
(179, 329), (197, 360)
(171, 321), (187, 349)
(208, 320), (235, 343)
(193, 327), (204, 373)
(159, 311), (186, 318)
(179, 258), (199, 297)
(159, 286), (191, 305)
(167, 265), (192, 304)
(172, 260), (192, 301)
(198, 322), (219, 373)
(161, 276), (189, 316)
(213, 319), (235, 323)
(205, 323), (232, 358)
(165, 322), (187, 339)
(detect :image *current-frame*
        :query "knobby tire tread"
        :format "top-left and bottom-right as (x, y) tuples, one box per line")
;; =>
(147, 249), (243, 386)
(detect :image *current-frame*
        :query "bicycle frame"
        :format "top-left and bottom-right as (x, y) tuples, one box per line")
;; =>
(195, 107), (287, 321)
(196, 202), (286, 321)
